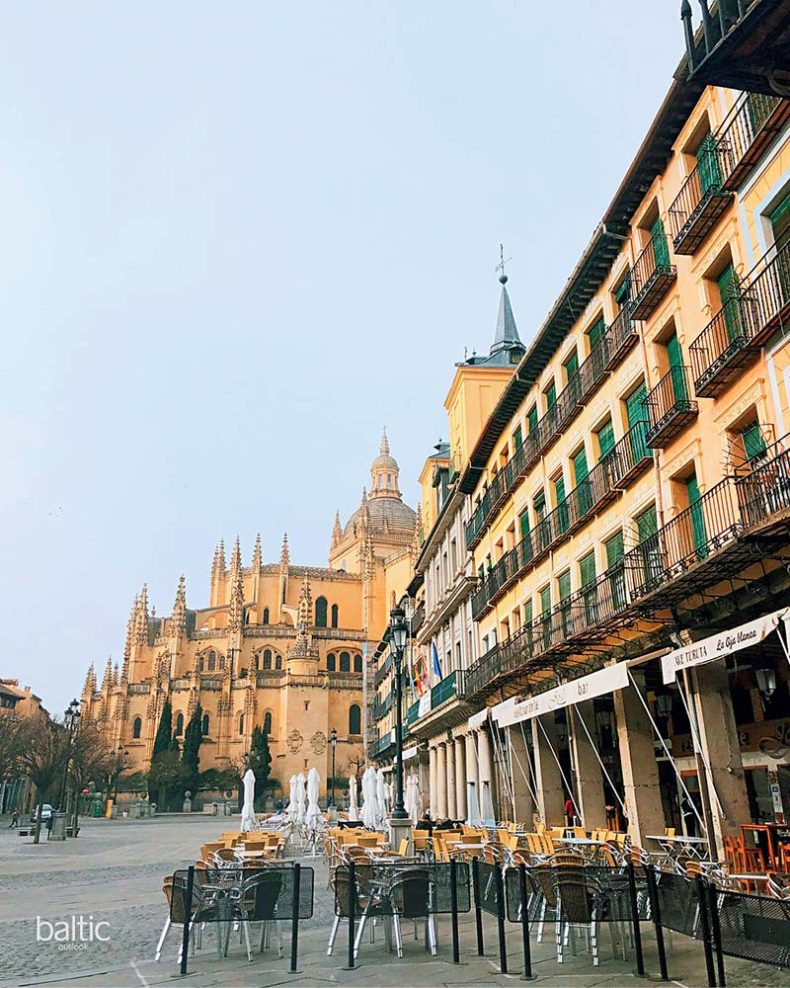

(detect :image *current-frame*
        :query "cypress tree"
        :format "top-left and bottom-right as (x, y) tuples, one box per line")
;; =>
(182, 704), (203, 795)
(248, 726), (272, 806)
(152, 702), (172, 760)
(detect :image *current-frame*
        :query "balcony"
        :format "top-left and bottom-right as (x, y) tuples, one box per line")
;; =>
(604, 304), (639, 370)
(631, 233), (677, 320)
(735, 443), (790, 533)
(374, 653), (392, 687)
(669, 147), (733, 255)
(689, 297), (762, 397)
(644, 366), (698, 448)
(717, 93), (790, 192)
(373, 691), (393, 721)
(744, 239), (790, 346)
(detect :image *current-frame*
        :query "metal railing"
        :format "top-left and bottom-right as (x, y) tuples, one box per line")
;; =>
(631, 232), (676, 318)
(644, 366), (697, 445)
(668, 145), (732, 251)
(604, 303), (639, 369)
(689, 295), (760, 396)
(743, 238), (790, 344)
(717, 92), (786, 189)
(735, 445), (790, 530)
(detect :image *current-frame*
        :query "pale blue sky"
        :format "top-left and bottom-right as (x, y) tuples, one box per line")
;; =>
(0, 2), (682, 713)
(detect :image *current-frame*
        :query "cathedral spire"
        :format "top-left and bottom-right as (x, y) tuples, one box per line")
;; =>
(229, 564), (244, 632)
(490, 245), (523, 357)
(101, 655), (113, 692)
(230, 535), (241, 573)
(331, 510), (342, 549)
(380, 428), (389, 455)
(217, 540), (227, 573)
(171, 574), (187, 636)
(112, 662), (120, 688)
(82, 662), (96, 696)
(252, 533), (262, 570)
(280, 532), (290, 568)
(135, 585), (149, 645)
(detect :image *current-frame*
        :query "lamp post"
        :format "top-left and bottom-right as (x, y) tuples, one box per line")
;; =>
(58, 699), (81, 813)
(329, 728), (337, 807)
(389, 606), (409, 820)
(113, 748), (130, 802)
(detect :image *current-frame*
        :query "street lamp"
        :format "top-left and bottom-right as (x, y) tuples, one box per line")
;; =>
(329, 728), (337, 807)
(389, 606), (409, 820)
(113, 748), (130, 802)
(58, 699), (81, 813)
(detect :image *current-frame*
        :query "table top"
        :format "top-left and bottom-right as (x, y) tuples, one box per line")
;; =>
(558, 837), (604, 846)
(730, 873), (770, 881)
(645, 834), (709, 843)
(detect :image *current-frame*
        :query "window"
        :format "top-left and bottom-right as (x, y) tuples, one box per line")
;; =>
(238, 713), (244, 735)
(263, 607), (270, 625)
(769, 188), (790, 249)
(327, 652), (336, 672)
(132, 716), (142, 739)
(539, 585), (551, 615)
(740, 420), (767, 462)
(315, 596), (328, 627)
(263, 712), (272, 734)
(545, 381), (557, 410)
(198, 656), (205, 673)
(450, 538), (457, 571)
(527, 405), (538, 434)
(218, 655), (225, 670)
(349, 704), (361, 735)
(563, 350), (579, 383)
(331, 604), (339, 628)
(275, 655), (282, 670)
(263, 649), (272, 670)
(523, 598), (533, 627)
(557, 570), (571, 600)
(625, 382), (649, 461)
(587, 314), (606, 349)
(686, 472), (707, 556)
(635, 504), (662, 584)
(554, 473), (568, 533)
(518, 508), (530, 541)
(606, 530), (626, 609)
(207, 651), (216, 672)
(512, 425), (523, 450)
(572, 446), (591, 515)
(175, 712), (184, 736)
(580, 551), (597, 623)
(614, 272), (631, 310)
(201, 714), (209, 736)
(579, 551), (596, 587)
(340, 651), (351, 672)
(596, 418), (615, 459)
(354, 654), (362, 673)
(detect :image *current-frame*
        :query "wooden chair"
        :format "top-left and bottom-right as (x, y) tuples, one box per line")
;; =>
(398, 838), (409, 857)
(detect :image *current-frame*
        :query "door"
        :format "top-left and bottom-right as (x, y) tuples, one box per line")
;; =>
(666, 332), (687, 404)
(651, 216), (670, 269)
(580, 551), (597, 623)
(636, 504), (662, 587)
(557, 570), (572, 636)
(696, 133), (721, 194)
(740, 420), (767, 462)
(573, 446), (592, 516)
(686, 473), (708, 560)
(627, 383), (649, 460)
(717, 263), (742, 343)
(605, 531), (626, 609)
(555, 475), (568, 534)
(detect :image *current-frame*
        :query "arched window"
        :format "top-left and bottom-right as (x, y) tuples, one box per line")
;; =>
(263, 711), (272, 734)
(208, 651), (216, 672)
(354, 654), (362, 673)
(263, 607), (270, 625)
(238, 713), (245, 735)
(132, 716), (142, 739)
(331, 604), (339, 628)
(175, 712), (184, 736)
(327, 652), (336, 672)
(315, 596), (328, 627)
(219, 655), (225, 670)
(198, 656), (205, 672)
(340, 651), (351, 672)
(349, 704), (361, 735)
(263, 649), (272, 670)
(275, 655), (282, 670)
(201, 714), (209, 736)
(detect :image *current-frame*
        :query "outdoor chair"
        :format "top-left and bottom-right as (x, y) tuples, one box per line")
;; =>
(386, 868), (438, 957)
(233, 868), (285, 960)
(155, 875), (219, 962)
(327, 867), (372, 956)
(553, 868), (605, 966)
(530, 864), (559, 943)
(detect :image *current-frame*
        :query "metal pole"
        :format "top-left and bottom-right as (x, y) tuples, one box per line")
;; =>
(518, 864), (535, 980)
(290, 863), (301, 973)
(472, 856), (484, 955)
(392, 647), (407, 818)
(180, 866), (194, 976)
(495, 863), (508, 974)
(626, 862), (645, 976)
(706, 880), (726, 988)
(346, 861), (356, 970)
(695, 874), (717, 987)
(645, 865), (669, 981)
(449, 859), (460, 964)
(331, 743), (336, 808)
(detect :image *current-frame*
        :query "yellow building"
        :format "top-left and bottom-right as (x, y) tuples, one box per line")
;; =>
(372, 32), (790, 856)
(81, 436), (417, 800)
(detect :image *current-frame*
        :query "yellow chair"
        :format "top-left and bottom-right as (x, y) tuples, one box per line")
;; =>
(398, 838), (410, 857)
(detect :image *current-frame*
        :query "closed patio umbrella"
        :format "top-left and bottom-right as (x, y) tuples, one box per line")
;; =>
(376, 769), (389, 827)
(348, 776), (360, 821)
(466, 781), (482, 827)
(240, 768), (257, 832)
(286, 774), (298, 821)
(361, 767), (379, 829)
(305, 767), (323, 831)
(295, 772), (306, 825)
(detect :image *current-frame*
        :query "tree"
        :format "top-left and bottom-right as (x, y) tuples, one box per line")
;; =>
(148, 747), (185, 811)
(181, 704), (203, 797)
(68, 722), (114, 834)
(151, 702), (173, 761)
(16, 717), (67, 844)
(0, 712), (26, 782)
(247, 726), (272, 807)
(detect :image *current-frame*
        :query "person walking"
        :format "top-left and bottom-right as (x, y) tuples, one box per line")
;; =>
(9, 807), (20, 828)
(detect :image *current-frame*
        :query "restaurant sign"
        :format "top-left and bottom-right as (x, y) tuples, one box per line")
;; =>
(493, 663), (629, 727)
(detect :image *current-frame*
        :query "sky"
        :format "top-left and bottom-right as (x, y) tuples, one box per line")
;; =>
(0, 2), (684, 714)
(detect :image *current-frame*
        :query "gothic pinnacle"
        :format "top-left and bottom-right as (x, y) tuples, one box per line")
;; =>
(252, 533), (262, 569)
(280, 532), (290, 567)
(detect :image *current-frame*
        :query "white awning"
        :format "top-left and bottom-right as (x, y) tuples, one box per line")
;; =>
(493, 663), (630, 727)
(661, 608), (790, 684)
(467, 708), (490, 731)
(402, 745), (419, 761)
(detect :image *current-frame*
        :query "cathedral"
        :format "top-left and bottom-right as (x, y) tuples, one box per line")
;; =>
(80, 434), (418, 797)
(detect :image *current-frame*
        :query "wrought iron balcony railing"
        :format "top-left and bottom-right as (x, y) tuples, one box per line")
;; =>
(374, 653), (392, 687)
(644, 366), (698, 448)
(716, 93), (790, 191)
(669, 144), (733, 255)
(631, 233), (677, 321)
(744, 239), (790, 346)
(735, 444), (790, 531)
(604, 303), (639, 371)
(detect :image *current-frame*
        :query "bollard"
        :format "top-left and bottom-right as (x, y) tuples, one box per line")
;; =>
(706, 880), (726, 988)
(495, 863), (508, 974)
(180, 866), (195, 976)
(449, 858), (460, 964)
(472, 856), (484, 956)
(290, 863), (301, 973)
(346, 861), (357, 970)
(518, 864), (536, 981)
(694, 874), (717, 988)
(645, 865), (669, 981)
(626, 862), (645, 977)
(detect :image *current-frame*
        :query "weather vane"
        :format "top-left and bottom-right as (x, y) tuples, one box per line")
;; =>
(496, 243), (512, 284)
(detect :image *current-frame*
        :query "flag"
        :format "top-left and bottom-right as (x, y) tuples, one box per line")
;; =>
(413, 652), (427, 696)
(431, 641), (442, 681)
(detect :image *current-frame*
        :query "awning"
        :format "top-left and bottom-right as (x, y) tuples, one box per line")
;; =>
(493, 663), (630, 727)
(467, 708), (490, 731)
(402, 745), (419, 762)
(661, 608), (790, 684)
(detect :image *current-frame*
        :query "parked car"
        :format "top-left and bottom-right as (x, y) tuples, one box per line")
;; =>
(31, 804), (53, 822)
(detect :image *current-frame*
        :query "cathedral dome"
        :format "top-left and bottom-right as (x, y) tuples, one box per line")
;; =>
(340, 431), (416, 538)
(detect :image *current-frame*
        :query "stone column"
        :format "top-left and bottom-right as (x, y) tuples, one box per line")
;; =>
(614, 673), (667, 845)
(446, 736), (457, 819)
(454, 736), (467, 820)
(436, 742), (448, 818)
(508, 723), (536, 824)
(691, 661), (751, 857)
(429, 744), (438, 819)
(477, 727), (496, 822)
(531, 715), (566, 825)
(465, 732), (479, 822)
(569, 701), (608, 830)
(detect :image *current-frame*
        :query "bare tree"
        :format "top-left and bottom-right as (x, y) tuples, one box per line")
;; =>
(16, 717), (68, 844)
(68, 723), (114, 834)
(0, 712), (26, 782)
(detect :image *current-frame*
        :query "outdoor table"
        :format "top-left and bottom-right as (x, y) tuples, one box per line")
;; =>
(558, 837), (604, 846)
(740, 823), (781, 870)
(646, 834), (709, 859)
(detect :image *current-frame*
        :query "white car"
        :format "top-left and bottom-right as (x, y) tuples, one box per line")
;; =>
(31, 804), (53, 822)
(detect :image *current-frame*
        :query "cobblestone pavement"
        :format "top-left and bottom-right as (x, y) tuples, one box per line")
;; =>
(0, 815), (787, 988)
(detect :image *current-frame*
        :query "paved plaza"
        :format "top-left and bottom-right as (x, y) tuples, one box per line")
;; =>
(0, 814), (787, 988)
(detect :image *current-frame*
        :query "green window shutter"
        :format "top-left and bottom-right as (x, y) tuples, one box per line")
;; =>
(564, 352), (579, 382)
(579, 552), (596, 587)
(573, 446), (592, 515)
(696, 133), (721, 193)
(557, 571), (571, 601)
(651, 216), (670, 268)
(554, 475), (566, 505)
(546, 383), (557, 409)
(666, 333), (687, 403)
(615, 275), (631, 309)
(513, 425), (523, 450)
(741, 421), (767, 461)
(519, 509), (530, 540)
(478, 565), (484, 580)
(572, 448), (589, 484)
(770, 191), (790, 250)
(534, 492), (546, 520)
(717, 263), (743, 343)
(523, 599), (533, 626)
(597, 419), (615, 458)
(605, 531), (624, 568)
(636, 505), (658, 543)
(626, 384), (649, 461)
(588, 316), (606, 348)
(539, 586), (551, 616)
(527, 406), (538, 434)
(687, 474), (708, 555)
